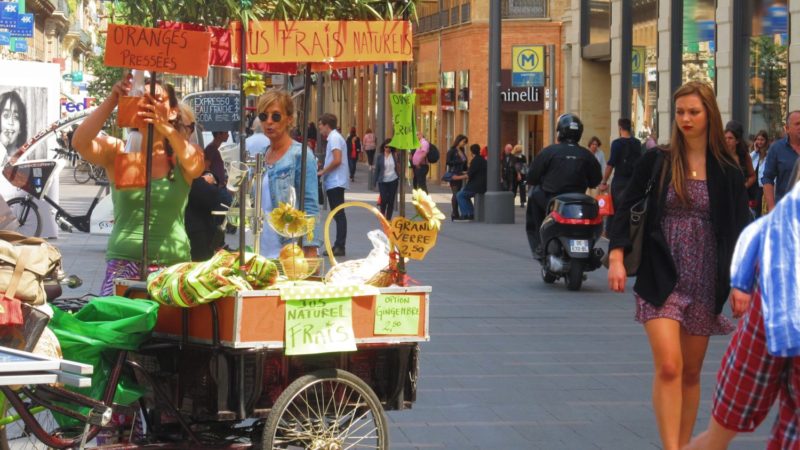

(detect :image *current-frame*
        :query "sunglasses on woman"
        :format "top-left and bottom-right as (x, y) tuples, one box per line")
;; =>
(258, 112), (282, 123)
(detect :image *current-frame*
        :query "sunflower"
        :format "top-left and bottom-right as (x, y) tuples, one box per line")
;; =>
(269, 202), (313, 238)
(411, 189), (446, 230)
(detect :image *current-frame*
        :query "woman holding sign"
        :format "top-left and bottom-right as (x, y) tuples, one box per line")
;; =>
(72, 74), (204, 295)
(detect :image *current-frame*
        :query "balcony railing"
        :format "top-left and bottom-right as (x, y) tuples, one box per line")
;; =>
(502, 0), (547, 18)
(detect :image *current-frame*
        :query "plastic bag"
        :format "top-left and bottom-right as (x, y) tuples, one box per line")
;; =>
(596, 193), (614, 216)
(325, 230), (391, 285)
(48, 296), (159, 427)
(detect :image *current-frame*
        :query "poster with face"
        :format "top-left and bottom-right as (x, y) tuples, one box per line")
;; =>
(0, 86), (48, 159)
(0, 61), (61, 238)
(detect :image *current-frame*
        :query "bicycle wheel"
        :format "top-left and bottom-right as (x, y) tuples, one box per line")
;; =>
(0, 398), (59, 450)
(261, 368), (389, 450)
(6, 198), (42, 237)
(90, 165), (107, 184)
(73, 161), (91, 184)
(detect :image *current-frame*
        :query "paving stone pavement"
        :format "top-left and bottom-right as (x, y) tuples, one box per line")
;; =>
(47, 161), (772, 449)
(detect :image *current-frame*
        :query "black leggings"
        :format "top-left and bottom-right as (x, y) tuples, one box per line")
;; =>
(378, 179), (399, 220)
(449, 180), (463, 218)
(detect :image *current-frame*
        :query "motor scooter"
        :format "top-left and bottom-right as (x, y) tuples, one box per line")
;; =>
(539, 193), (605, 290)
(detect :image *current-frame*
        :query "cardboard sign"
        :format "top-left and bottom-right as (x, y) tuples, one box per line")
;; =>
(388, 93), (419, 150)
(116, 96), (146, 128)
(231, 20), (413, 63)
(374, 294), (420, 335)
(104, 23), (211, 77)
(390, 216), (438, 260)
(184, 91), (240, 132)
(284, 298), (356, 356)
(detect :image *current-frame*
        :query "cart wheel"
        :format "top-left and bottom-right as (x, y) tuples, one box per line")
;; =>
(261, 368), (388, 450)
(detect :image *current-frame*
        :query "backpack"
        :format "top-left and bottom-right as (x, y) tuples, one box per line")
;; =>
(426, 144), (440, 164)
(615, 138), (642, 178)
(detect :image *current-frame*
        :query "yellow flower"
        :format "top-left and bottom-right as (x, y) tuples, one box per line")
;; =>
(269, 202), (314, 238)
(411, 189), (445, 230)
(242, 71), (266, 97)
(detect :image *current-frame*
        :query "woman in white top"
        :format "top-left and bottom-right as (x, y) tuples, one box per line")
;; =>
(372, 138), (400, 219)
(749, 129), (769, 217)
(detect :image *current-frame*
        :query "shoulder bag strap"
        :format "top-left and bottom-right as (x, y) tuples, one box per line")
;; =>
(4, 247), (29, 300)
(643, 151), (666, 198)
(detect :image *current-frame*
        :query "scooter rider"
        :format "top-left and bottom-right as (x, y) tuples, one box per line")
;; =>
(526, 113), (603, 260)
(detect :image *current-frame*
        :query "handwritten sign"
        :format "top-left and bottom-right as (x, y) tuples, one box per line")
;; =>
(184, 92), (241, 132)
(374, 294), (420, 335)
(285, 298), (356, 356)
(104, 23), (211, 77)
(390, 216), (438, 260)
(388, 93), (419, 150)
(231, 20), (412, 63)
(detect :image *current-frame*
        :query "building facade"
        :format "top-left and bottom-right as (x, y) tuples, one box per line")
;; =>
(564, 0), (799, 148)
(413, 0), (572, 178)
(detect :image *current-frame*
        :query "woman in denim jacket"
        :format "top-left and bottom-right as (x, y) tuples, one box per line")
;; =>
(253, 90), (321, 258)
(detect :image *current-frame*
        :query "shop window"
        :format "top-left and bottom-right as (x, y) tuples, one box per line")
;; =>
(682, 0), (716, 85)
(631, 0), (658, 140)
(748, 0), (788, 139)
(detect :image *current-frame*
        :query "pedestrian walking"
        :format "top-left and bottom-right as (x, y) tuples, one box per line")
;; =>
(363, 127), (376, 167)
(204, 131), (229, 187)
(511, 144), (527, 208)
(445, 135), (468, 221)
(685, 164), (800, 450)
(749, 130), (769, 217)
(185, 170), (232, 261)
(607, 81), (751, 450)
(724, 120), (757, 200)
(599, 118), (642, 231)
(373, 139), (399, 220)
(317, 113), (349, 257)
(762, 110), (800, 212)
(452, 144), (487, 222)
(500, 143), (514, 191)
(345, 127), (360, 182)
(411, 133), (429, 193)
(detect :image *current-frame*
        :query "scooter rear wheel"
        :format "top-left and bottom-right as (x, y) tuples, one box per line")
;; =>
(541, 267), (557, 284)
(565, 260), (583, 291)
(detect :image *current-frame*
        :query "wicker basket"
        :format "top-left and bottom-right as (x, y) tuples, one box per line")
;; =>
(323, 201), (401, 287)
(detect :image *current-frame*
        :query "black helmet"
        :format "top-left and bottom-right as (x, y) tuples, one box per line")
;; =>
(556, 113), (584, 144)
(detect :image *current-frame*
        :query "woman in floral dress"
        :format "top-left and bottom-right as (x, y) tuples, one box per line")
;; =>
(607, 81), (751, 450)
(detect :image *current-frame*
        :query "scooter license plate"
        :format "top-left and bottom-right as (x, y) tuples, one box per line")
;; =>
(569, 239), (590, 253)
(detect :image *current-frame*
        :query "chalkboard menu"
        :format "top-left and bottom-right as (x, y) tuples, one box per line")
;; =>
(184, 91), (241, 132)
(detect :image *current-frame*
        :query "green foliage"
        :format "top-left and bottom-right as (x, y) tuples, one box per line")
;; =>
(107, 0), (417, 28)
(749, 36), (788, 139)
(86, 39), (124, 101)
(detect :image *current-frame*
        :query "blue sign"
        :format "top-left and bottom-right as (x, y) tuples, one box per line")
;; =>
(0, 31), (9, 45)
(12, 38), (26, 52)
(632, 73), (643, 87)
(0, 1), (17, 28)
(511, 72), (544, 88)
(11, 13), (33, 38)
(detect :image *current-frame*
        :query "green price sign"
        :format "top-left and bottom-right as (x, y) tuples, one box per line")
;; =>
(374, 294), (421, 335)
(388, 93), (420, 150)
(285, 297), (356, 356)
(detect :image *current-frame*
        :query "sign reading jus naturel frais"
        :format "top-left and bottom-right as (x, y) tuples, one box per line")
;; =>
(231, 21), (413, 63)
(104, 23), (211, 76)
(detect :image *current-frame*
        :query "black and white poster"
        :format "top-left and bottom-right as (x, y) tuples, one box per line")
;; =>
(0, 60), (61, 238)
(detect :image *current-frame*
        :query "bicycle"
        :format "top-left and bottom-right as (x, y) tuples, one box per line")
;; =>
(73, 159), (107, 185)
(8, 182), (109, 237)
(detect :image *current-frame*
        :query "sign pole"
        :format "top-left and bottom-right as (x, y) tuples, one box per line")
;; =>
(238, 22), (247, 266)
(140, 72), (157, 281)
(297, 64), (313, 250)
